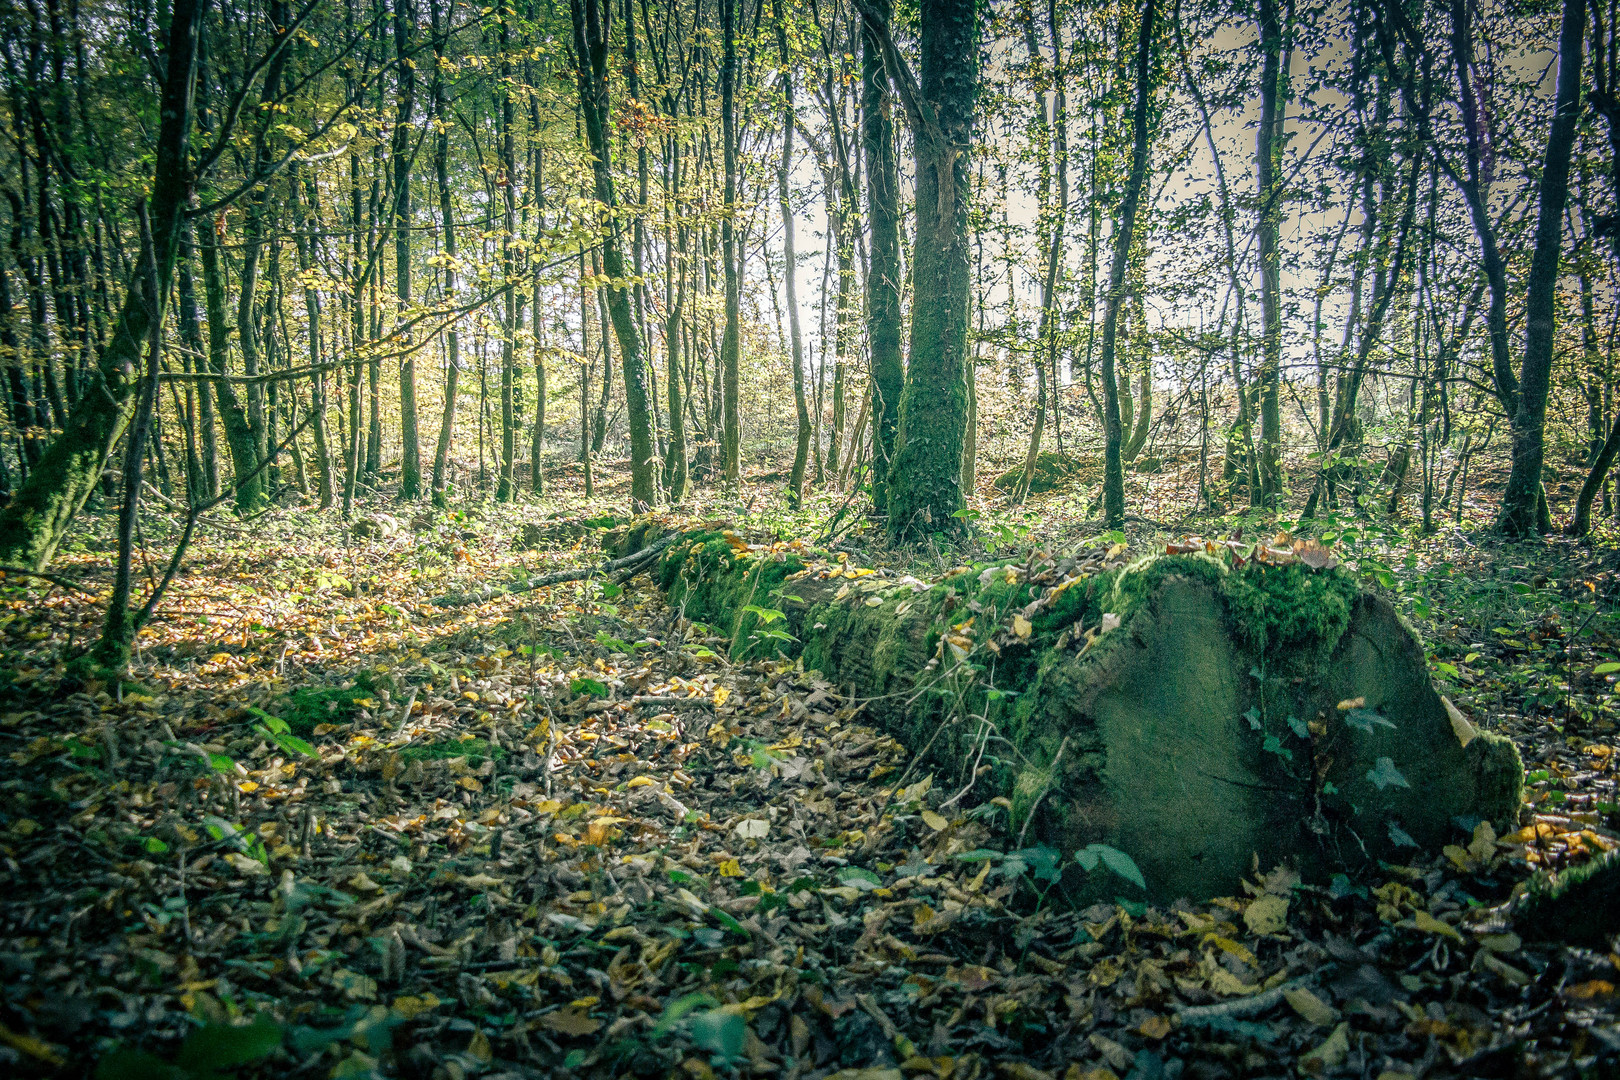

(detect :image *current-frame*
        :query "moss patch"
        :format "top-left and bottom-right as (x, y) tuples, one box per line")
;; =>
(991, 451), (1098, 494)
(1518, 851), (1620, 948)
(399, 737), (507, 768)
(277, 672), (382, 735)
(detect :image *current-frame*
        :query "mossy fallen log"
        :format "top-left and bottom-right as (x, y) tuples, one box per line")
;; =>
(1516, 851), (1620, 948)
(653, 531), (1523, 901)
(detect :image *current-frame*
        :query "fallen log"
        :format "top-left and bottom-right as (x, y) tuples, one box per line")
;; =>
(651, 530), (1523, 901)
(431, 532), (679, 607)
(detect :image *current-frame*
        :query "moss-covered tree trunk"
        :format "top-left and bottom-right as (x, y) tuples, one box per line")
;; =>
(872, 0), (978, 542)
(652, 531), (1522, 901)
(0, 0), (203, 570)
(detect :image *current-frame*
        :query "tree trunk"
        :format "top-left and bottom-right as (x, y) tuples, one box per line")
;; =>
(863, 0), (903, 514)
(570, 0), (657, 509)
(869, 0), (979, 542)
(0, 0), (201, 571)
(1254, 0), (1286, 505)
(776, 3), (810, 509)
(1099, 0), (1159, 527)
(720, 0), (742, 487)
(429, 0), (458, 506)
(652, 531), (1523, 903)
(1499, 0), (1583, 536)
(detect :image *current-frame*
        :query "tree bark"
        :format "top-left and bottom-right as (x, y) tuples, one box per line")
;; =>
(0, 0), (201, 570)
(1499, 0), (1583, 536)
(1099, 0), (1159, 527)
(864, 0), (979, 542)
(570, 0), (657, 509)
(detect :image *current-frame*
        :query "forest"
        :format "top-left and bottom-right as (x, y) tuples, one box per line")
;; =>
(1, 0), (1619, 1075)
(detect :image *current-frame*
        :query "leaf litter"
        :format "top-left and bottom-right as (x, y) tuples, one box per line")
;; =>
(0, 505), (1616, 1078)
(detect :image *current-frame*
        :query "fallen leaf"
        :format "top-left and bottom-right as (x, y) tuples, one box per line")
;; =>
(1282, 986), (1339, 1026)
(1244, 894), (1289, 935)
(1298, 1022), (1350, 1075)
(540, 1007), (602, 1036)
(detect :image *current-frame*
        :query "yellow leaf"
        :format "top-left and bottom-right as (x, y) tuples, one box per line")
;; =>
(626, 776), (656, 789)
(920, 810), (950, 832)
(236, 780), (259, 793)
(1298, 1022), (1349, 1075)
(539, 1007), (602, 1036)
(0, 1023), (64, 1065)
(457, 775), (483, 792)
(467, 1029), (492, 1063)
(1244, 894), (1289, 935)
(1282, 987), (1339, 1026)
(1410, 910), (1464, 943)
(713, 686), (730, 706)
(391, 993), (441, 1019)
(1207, 967), (1259, 997)
(1135, 1014), (1172, 1040)
(1205, 935), (1259, 968)
(718, 859), (743, 877)
(1011, 615), (1033, 639)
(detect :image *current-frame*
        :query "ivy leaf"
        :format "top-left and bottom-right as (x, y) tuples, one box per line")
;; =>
(1344, 708), (1396, 734)
(1366, 757), (1410, 790)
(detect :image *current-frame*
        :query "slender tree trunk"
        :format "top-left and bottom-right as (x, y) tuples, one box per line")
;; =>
(719, 0), (742, 487)
(862, 0), (903, 513)
(394, 0), (421, 499)
(429, 0), (458, 506)
(570, 0), (657, 508)
(1255, 0), (1286, 505)
(497, 8), (519, 502)
(1499, 0), (1583, 536)
(1098, 0), (1159, 527)
(775, 2), (810, 508)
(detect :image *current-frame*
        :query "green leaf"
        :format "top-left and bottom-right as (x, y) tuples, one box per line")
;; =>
(206, 753), (237, 773)
(269, 731), (317, 758)
(710, 907), (750, 936)
(175, 1015), (283, 1071)
(653, 992), (721, 1036)
(247, 706), (290, 734)
(570, 676), (609, 699)
(689, 1009), (748, 1059)
(954, 848), (1003, 863)
(1365, 756), (1410, 791)
(836, 866), (883, 890)
(142, 836), (169, 855)
(1594, 662), (1620, 675)
(1084, 843), (1146, 890)
(741, 604), (786, 624)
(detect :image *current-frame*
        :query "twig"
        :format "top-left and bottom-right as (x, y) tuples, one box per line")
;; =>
(1175, 976), (1313, 1023)
(431, 532), (682, 607)
(0, 565), (97, 595)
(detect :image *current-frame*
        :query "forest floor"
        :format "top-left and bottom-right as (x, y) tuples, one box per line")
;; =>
(1, 467), (1619, 1079)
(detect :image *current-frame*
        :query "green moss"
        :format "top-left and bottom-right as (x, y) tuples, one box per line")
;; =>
(1104, 553), (1229, 623)
(399, 737), (507, 768)
(1518, 850), (1620, 948)
(1220, 561), (1359, 662)
(990, 451), (1098, 494)
(278, 672), (381, 735)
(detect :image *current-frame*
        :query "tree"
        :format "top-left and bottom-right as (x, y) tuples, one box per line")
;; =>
(0, 0), (202, 568)
(862, 0), (980, 542)
(1498, 0), (1584, 536)
(862, 0), (903, 514)
(569, 0), (657, 510)
(1099, 0), (1160, 528)
(720, 0), (742, 488)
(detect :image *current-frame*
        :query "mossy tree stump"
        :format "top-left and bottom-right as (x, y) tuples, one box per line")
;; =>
(652, 532), (1523, 901)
